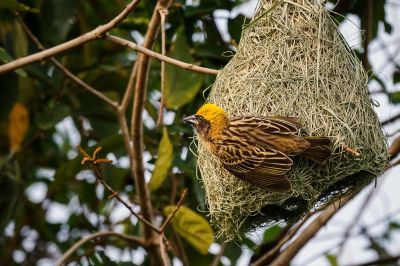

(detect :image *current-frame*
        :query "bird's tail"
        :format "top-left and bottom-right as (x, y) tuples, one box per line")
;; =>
(301, 137), (332, 164)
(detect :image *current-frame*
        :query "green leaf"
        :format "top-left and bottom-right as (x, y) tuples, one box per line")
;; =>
(148, 127), (173, 191)
(0, 47), (27, 77)
(13, 21), (28, 58)
(0, 0), (38, 12)
(325, 254), (338, 266)
(163, 205), (213, 254)
(263, 225), (282, 243)
(228, 14), (246, 43)
(164, 31), (204, 109)
(383, 21), (392, 34)
(35, 101), (71, 130)
(0, 0), (19, 9)
(389, 221), (400, 230)
(224, 242), (242, 265)
(389, 92), (400, 105)
(40, 0), (77, 44)
(0, 73), (18, 120)
(393, 71), (400, 84)
(242, 237), (257, 250)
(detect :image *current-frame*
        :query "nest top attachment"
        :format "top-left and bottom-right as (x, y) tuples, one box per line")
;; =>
(197, 0), (387, 240)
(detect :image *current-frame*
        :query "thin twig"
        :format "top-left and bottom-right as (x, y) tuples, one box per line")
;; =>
(158, 234), (170, 266)
(336, 186), (377, 256)
(252, 209), (318, 265)
(116, 111), (133, 159)
(361, 0), (373, 70)
(156, 9), (169, 127)
(341, 143), (361, 157)
(129, 0), (173, 250)
(381, 112), (400, 127)
(119, 63), (138, 112)
(377, 38), (400, 73)
(160, 189), (188, 232)
(266, 193), (354, 266)
(344, 254), (400, 266)
(95, 171), (161, 234)
(386, 158), (400, 170)
(211, 241), (227, 266)
(295, 205), (400, 265)
(14, 12), (118, 109)
(0, 0), (142, 74)
(104, 34), (220, 75)
(55, 231), (146, 266)
(77, 145), (162, 234)
(153, 188), (188, 266)
(127, 2), (174, 263)
(171, 230), (190, 266)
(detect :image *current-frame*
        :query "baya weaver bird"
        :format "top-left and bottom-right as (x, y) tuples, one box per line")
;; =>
(184, 103), (331, 192)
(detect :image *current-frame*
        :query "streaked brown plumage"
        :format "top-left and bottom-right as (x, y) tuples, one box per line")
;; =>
(184, 104), (332, 192)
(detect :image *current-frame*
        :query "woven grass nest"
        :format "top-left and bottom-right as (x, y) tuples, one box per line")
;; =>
(197, 0), (388, 240)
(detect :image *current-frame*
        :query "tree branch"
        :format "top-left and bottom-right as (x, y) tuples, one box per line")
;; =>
(345, 254), (400, 266)
(119, 0), (172, 265)
(55, 231), (146, 266)
(337, 186), (377, 256)
(14, 12), (118, 109)
(381, 112), (400, 127)
(104, 34), (220, 75)
(77, 146), (161, 234)
(0, 0), (141, 74)
(119, 63), (138, 112)
(252, 209), (318, 265)
(128, 2), (174, 264)
(265, 193), (354, 266)
(388, 135), (400, 158)
(156, 9), (168, 127)
(361, 0), (373, 70)
(160, 189), (188, 232)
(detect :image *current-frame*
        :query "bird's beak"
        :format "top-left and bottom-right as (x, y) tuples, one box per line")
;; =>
(183, 115), (198, 125)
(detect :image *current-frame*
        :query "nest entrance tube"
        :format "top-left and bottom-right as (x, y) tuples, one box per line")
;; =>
(197, 0), (388, 240)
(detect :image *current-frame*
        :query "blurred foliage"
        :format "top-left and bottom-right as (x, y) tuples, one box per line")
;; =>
(0, 0), (398, 265)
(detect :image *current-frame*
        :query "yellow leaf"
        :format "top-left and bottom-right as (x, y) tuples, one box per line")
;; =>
(8, 103), (29, 152)
(164, 205), (214, 254)
(148, 127), (173, 191)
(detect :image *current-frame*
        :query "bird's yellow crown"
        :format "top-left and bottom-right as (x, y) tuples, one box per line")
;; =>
(196, 103), (226, 122)
(196, 104), (228, 136)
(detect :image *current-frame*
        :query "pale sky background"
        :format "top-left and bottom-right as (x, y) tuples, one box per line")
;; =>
(15, 0), (400, 265)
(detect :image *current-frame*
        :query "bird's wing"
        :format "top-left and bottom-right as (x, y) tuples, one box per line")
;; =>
(230, 116), (302, 134)
(218, 143), (293, 192)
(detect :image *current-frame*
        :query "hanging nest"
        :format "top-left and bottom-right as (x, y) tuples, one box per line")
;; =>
(197, 0), (388, 240)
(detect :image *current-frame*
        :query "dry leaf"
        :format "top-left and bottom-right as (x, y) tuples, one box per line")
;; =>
(8, 103), (29, 152)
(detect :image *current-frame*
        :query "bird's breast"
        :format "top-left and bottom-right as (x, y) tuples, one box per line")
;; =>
(202, 139), (220, 155)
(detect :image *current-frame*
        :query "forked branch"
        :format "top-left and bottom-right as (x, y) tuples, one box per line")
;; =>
(104, 34), (220, 75)
(0, 0), (142, 74)
(266, 193), (354, 266)
(14, 12), (118, 109)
